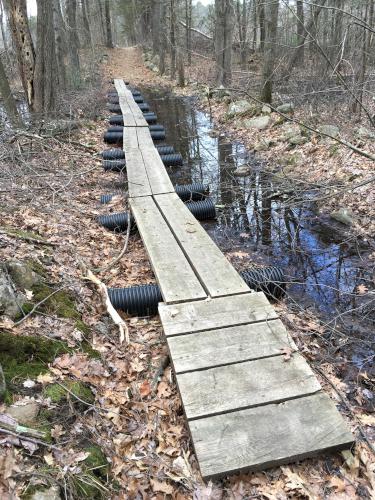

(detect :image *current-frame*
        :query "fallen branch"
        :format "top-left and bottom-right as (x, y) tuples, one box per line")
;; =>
(84, 268), (129, 344)
(151, 355), (170, 392)
(0, 427), (61, 451)
(0, 227), (57, 247)
(94, 217), (131, 274)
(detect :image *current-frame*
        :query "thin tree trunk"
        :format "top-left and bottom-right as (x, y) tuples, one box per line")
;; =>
(296, 0), (305, 65)
(185, 0), (192, 65)
(215, 0), (235, 86)
(4, 0), (35, 108)
(97, 0), (106, 44)
(81, 0), (92, 47)
(0, 0), (11, 67)
(159, 0), (167, 74)
(53, 0), (67, 90)
(259, 0), (279, 103)
(170, 0), (176, 79)
(34, 0), (57, 114)
(66, 0), (81, 88)
(258, 0), (265, 52)
(104, 0), (113, 48)
(0, 55), (22, 126)
(151, 0), (160, 57)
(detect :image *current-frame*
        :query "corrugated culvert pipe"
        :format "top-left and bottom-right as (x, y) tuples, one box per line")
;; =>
(101, 145), (175, 160)
(108, 266), (286, 316)
(104, 130), (165, 144)
(107, 102), (150, 113)
(175, 183), (209, 201)
(107, 124), (165, 134)
(108, 95), (144, 104)
(102, 153), (182, 171)
(156, 145), (174, 155)
(186, 199), (216, 220)
(97, 212), (133, 232)
(109, 113), (157, 125)
(107, 89), (141, 97)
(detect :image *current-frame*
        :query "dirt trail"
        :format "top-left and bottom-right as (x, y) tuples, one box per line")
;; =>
(0, 47), (373, 499)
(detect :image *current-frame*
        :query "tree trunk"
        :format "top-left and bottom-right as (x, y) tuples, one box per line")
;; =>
(0, 0), (11, 67)
(296, 0), (305, 65)
(151, 0), (160, 57)
(0, 55), (22, 126)
(4, 0), (35, 108)
(81, 0), (92, 47)
(53, 0), (67, 90)
(259, 0), (279, 103)
(258, 0), (265, 52)
(170, 0), (176, 79)
(185, 0), (192, 65)
(96, 0), (106, 44)
(66, 0), (81, 87)
(159, 0), (167, 74)
(177, 49), (185, 86)
(214, 0), (235, 86)
(104, 0), (113, 48)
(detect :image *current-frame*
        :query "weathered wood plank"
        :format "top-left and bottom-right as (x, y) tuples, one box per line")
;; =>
(118, 96), (136, 127)
(125, 148), (151, 198)
(124, 89), (148, 127)
(177, 353), (320, 420)
(159, 293), (277, 337)
(141, 147), (174, 195)
(155, 193), (250, 298)
(123, 128), (139, 150)
(189, 392), (354, 479)
(130, 197), (206, 302)
(136, 127), (156, 149)
(167, 319), (297, 373)
(113, 79), (127, 95)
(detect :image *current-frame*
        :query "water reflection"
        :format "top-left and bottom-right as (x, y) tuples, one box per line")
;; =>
(140, 88), (373, 368)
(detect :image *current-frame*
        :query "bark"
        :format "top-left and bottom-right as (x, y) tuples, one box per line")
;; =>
(0, 0), (11, 66)
(81, 0), (92, 47)
(236, 0), (249, 69)
(259, 0), (279, 103)
(104, 0), (113, 48)
(177, 50), (185, 86)
(258, 0), (265, 52)
(4, 0), (35, 108)
(151, 0), (160, 57)
(96, 0), (106, 44)
(170, 0), (176, 79)
(53, 0), (67, 90)
(296, 0), (305, 65)
(214, 0), (235, 86)
(66, 0), (81, 87)
(34, 0), (57, 114)
(159, 0), (167, 74)
(185, 0), (192, 65)
(0, 55), (22, 126)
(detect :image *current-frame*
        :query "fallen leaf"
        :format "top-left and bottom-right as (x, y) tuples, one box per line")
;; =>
(37, 373), (55, 384)
(329, 476), (347, 493)
(139, 380), (151, 397)
(24, 289), (33, 300)
(280, 347), (293, 361)
(44, 453), (54, 466)
(150, 478), (173, 495)
(357, 284), (368, 294)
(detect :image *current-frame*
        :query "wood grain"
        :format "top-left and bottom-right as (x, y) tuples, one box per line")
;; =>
(123, 127), (139, 150)
(189, 392), (354, 479)
(136, 127), (157, 149)
(167, 319), (297, 373)
(177, 353), (321, 419)
(130, 196), (206, 302)
(159, 293), (278, 336)
(155, 193), (250, 298)
(141, 147), (174, 195)
(125, 148), (151, 197)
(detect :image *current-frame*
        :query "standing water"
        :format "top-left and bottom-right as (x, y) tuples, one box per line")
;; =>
(140, 87), (374, 376)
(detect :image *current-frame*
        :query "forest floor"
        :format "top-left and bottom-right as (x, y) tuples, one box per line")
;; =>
(0, 46), (374, 499)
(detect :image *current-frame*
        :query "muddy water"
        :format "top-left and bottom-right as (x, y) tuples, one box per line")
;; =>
(140, 87), (374, 375)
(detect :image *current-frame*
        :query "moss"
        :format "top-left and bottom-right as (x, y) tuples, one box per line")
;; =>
(30, 284), (80, 319)
(43, 381), (94, 406)
(3, 227), (49, 244)
(75, 319), (90, 335)
(84, 446), (109, 479)
(0, 331), (71, 387)
(72, 474), (106, 499)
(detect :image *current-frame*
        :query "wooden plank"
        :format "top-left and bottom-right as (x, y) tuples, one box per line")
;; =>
(136, 127), (156, 149)
(167, 319), (297, 373)
(125, 148), (151, 198)
(177, 353), (320, 420)
(130, 197), (206, 302)
(124, 89), (148, 127)
(159, 293), (277, 337)
(114, 79), (127, 95)
(141, 147), (174, 195)
(123, 128), (139, 150)
(118, 96), (136, 127)
(189, 392), (354, 479)
(155, 193), (250, 298)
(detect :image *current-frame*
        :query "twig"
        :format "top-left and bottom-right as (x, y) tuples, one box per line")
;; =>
(94, 219), (131, 273)
(0, 227), (57, 247)
(0, 418), (47, 439)
(13, 287), (66, 326)
(151, 355), (170, 392)
(83, 268), (129, 344)
(0, 427), (61, 451)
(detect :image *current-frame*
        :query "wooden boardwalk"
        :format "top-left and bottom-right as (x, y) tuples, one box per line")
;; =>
(112, 79), (354, 479)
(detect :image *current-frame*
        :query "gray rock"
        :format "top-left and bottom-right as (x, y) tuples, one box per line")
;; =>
(8, 402), (40, 425)
(243, 115), (270, 130)
(276, 102), (294, 114)
(288, 135), (308, 145)
(254, 138), (271, 151)
(330, 208), (353, 226)
(214, 85), (231, 99)
(6, 260), (41, 289)
(0, 271), (25, 319)
(261, 104), (272, 114)
(234, 165), (251, 177)
(0, 364), (5, 400)
(227, 100), (253, 117)
(280, 123), (301, 141)
(151, 54), (160, 66)
(355, 126), (375, 140)
(318, 124), (340, 138)
(29, 486), (61, 500)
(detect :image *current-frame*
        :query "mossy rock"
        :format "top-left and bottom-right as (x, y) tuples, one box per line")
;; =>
(43, 380), (94, 407)
(0, 331), (71, 387)
(28, 284), (80, 319)
(84, 445), (109, 479)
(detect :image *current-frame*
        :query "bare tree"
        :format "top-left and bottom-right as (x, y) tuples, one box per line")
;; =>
(214, 0), (235, 86)
(296, 0), (305, 65)
(104, 0), (113, 48)
(0, 55), (21, 126)
(259, 0), (279, 103)
(81, 0), (92, 47)
(53, 0), (67, 90)
(66, 0), (81, 87)
(4, 0), (35, 108)
(170, 0), (177, 79)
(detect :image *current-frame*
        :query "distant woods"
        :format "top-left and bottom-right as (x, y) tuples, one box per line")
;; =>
(0, 0), (114, 123)
(0, 1), (374, 125)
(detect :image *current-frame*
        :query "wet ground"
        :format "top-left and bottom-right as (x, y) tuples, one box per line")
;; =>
(140, 86), (374, 377)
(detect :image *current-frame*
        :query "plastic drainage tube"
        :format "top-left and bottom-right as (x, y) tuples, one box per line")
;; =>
(156, 145), (174, 155)
(101, 145), (175, 160)
(108, 102), (150, 113)
(98, 199), (215, 231)
(175, 182), (209, 201)
(101, 182), (209, 204)
(108, 90), (141, 97)
(108, 95), (144, 104)
(102, 153), (182, 171)
(108, 266), (286, 316)
(104, 130), (165, 143)
(109, 113), (157, 125)
(107, 124), (165, 134)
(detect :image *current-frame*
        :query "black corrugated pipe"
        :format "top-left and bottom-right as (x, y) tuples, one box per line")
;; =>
(107, 124), (165, 134)
(97, 212), (133, 232)
(108, 266), (286, 316)
(186, 199), (216, 220)
(109, 113), (157, 125)
(107, 89), (141, 97)
(156, 145), (175, 155)
(103, 159), (126, 171)
(160, 153), (183, 166)
(102, 149), (125, 160)
(104, 130), (165, 143)
(107, 102), (151, 113)
(148, 124), (165, 132)
(100, 194), (114, 204)
(175, 183), (209, 201)
(138, 103), (150, 112)
(107, 95), (144, 104)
